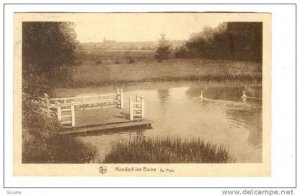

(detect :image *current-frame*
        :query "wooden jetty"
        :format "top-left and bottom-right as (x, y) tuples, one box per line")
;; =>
(39, 88), (152, 135)
(60, 119), (152, 135)
(61, 107), (151, 135)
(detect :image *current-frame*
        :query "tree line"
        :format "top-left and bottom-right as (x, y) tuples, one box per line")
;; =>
(156, 22), (262, 62)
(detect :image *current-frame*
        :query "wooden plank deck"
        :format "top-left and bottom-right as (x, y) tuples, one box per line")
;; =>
(59, 107), (152, 135)
(75, 107), (129, 127)
(60, 119), (152, 135)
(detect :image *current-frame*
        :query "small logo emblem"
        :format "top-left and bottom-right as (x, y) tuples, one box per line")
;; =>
(99, 166), (107, 174)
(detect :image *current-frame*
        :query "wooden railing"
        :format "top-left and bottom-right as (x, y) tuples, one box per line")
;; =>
(38, 88), (147, 128)
(129, 95), (145, 120)
(48, 88), (123, 109)
(39, 88), (124, 128)
(56, 102), (75, 128)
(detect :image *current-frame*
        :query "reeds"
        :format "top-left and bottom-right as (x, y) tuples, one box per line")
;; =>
(103, 137), (233, 163)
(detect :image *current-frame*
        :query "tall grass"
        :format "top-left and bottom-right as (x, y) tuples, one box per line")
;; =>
(103, 137), (233, 163)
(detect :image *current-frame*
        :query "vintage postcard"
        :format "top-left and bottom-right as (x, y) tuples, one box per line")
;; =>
(13, 12), (271, 176)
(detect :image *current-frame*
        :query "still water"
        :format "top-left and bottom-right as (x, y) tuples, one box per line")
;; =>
(54, 81), (262, 163)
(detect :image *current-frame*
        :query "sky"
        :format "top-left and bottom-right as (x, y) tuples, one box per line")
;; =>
(73, 13), (223, 43)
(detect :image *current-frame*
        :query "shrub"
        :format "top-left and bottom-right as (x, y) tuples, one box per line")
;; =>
(22, 116), (96, 163)
(104, 137), (233, 163)
(22, 100), (96, 163)
(96, 59), (102, 64)
(127, 56), (135, 64)
(174, 46), (189, 58)
(155, 45), (171, 62)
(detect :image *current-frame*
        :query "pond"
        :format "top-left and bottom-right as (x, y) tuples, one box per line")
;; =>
(53, 81), (262, 163)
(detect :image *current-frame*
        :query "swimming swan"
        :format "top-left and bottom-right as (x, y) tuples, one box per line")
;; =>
(241, 90), (247, 99)
(199, 91), (204, 100)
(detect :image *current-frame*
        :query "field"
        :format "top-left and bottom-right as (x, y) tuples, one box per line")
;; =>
(72, 49), (262, 86)
(76, 49), (154, 63)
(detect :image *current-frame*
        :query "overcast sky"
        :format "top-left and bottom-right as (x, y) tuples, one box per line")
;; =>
(73, 13), (223, 43)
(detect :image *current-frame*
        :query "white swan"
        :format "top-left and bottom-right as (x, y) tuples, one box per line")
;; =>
(199, 91), (204, 100)
(241, 90), (247, 100)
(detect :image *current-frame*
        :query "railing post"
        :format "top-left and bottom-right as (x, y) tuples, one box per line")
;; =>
(44, 93), (50, 117)
(116, 88), (119, 108)
(56, 101), (61, 122)
(116, 88), (121, 108)
(120, 88), (123, 109)
(116, 88), (124, 109)
(141, 96), (145, 119)
(129, 96), (133, 120)
(71, 101), (75, 127)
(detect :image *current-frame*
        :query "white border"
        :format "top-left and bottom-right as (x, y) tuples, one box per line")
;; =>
(2, 3), (297, 189)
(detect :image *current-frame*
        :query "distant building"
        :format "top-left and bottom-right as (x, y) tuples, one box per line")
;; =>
(102, 37), (117, 48)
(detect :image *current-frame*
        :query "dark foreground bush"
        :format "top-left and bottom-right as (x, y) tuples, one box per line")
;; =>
(22, 114), (96, 163)
(104, 137), (233, 163)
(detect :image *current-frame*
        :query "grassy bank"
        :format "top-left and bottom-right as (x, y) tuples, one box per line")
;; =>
(103, 137), (233, 163)
(71, 58), (262, 87)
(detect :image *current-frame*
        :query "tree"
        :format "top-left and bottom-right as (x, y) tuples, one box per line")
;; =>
(155, 33), (171, 62)
(22, 22), (78, 126)
(23, 22), (77, 71)
(22, 22), (78, 92)
(22, 22), (96, 163)
(184, 22), (262, 62)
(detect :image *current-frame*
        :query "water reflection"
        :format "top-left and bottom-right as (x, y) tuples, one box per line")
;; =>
(157, 88), (169, 104)
(78, 129), (146, 163)
(226, 108), (262, 146)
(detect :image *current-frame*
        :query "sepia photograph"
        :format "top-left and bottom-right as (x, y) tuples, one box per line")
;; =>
(13, 12), (271, 176)
(3, 0), (299, 193)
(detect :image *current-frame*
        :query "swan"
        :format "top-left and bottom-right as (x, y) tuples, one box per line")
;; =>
(241, 90), (247, 99)
(199, 91), (204, 100)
